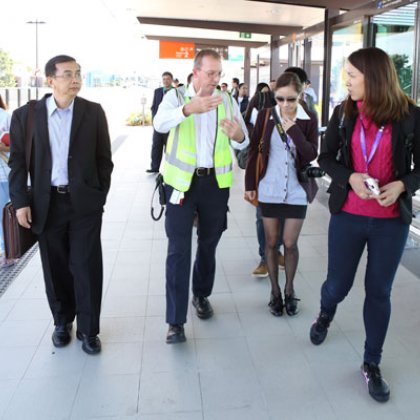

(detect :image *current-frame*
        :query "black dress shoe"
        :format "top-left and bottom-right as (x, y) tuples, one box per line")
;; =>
(284, 291), (300, 316)
(268, 293), (284, 316)
(192, 296), (214, 319)
(52, 323), (73, 348)
(146, 168), (159, 173)
(76, 330), (101, 354)
(166, 324), (186, 344)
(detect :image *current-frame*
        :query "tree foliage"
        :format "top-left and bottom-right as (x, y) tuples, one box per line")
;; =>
(390, 54), (412, 96)
(0, 49), (16, 87)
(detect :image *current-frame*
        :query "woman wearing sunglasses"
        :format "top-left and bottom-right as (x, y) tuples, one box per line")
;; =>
(245, 72), (319, 316)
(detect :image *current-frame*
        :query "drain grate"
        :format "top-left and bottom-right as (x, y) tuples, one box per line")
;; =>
(0, 245), (39, 297)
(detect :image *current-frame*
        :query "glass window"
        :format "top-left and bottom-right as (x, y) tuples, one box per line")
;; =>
(373, 3), (416, 97)
(308, 32), (325, 123)
(329, 22), (364, 117)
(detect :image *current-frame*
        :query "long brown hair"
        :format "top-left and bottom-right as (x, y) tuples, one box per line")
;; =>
(343, 47), (414, 125)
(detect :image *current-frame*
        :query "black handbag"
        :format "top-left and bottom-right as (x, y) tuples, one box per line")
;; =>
(2, 101), (37, 259)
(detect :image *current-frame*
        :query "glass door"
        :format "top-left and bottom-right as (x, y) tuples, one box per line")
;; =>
(373, 3), (417, 97)
(329, 22), (363, 117)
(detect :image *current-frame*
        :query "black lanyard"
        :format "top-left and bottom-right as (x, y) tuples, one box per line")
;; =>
(271, 108), (295, 159)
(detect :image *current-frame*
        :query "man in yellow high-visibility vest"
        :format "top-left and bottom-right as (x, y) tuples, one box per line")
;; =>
(154, 49), (249, 344)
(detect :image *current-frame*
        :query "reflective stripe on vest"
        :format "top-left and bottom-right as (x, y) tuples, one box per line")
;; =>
(163, 90), (234, 192)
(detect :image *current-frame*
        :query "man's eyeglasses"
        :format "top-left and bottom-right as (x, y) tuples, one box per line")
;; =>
(275, 96), (298, 103)
(53, 72), (82, 81)
(198, 69), (224, 79)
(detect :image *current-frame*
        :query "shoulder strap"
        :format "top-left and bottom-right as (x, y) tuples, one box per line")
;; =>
(270, 107), (289, 146)
(26, 100), (36, 172)
(258, 108), (271, 152)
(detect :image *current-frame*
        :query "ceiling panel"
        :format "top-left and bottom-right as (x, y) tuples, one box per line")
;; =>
(247, 0), (369, 9)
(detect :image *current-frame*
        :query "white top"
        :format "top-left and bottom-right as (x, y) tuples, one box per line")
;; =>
(46, 95), (74, 186)
(258, 104), (310, 205)
(153, 84), (249, 168)
(0, 108), (11, 137)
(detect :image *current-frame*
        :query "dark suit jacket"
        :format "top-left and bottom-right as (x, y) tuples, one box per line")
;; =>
(318, 103), (420, 224)
(8, 94), (114, 234)
(245, 107), (319, 203)
(237, 96), (249, 115)
(151, 87), (165, 120)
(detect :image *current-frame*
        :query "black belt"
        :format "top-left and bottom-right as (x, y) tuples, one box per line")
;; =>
(51, 185), (70, 194)
(194, 167), (215, 177)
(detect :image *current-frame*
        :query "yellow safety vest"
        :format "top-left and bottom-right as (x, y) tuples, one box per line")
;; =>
(163, 90), (234, 192)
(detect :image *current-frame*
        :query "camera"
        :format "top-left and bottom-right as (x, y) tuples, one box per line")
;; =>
(298, 164), (325, 182)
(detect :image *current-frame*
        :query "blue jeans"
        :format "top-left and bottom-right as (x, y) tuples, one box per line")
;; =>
(0, 181), (10, 253)
(256, 205), (282, 262)
(320, 212), (409, 364)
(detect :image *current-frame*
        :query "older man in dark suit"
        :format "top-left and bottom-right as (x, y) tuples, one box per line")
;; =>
(8, 55), (113, 355)
(146, 71), (173, 173)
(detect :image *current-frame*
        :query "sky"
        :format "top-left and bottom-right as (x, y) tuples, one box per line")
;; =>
(0, 0), (254, 86)
(0, 0), (162, 78)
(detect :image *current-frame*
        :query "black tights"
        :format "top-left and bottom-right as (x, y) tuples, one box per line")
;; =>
(263, 217), (304, 297)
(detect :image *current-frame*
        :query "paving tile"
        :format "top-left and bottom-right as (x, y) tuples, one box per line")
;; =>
(138, 370), (202, 414)
(71, 373), (139, 419)
(3, 375), (80, 420)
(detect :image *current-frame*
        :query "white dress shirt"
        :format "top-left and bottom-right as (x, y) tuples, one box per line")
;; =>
(153, 84), (249, 168)
(47, 95), (74, 186)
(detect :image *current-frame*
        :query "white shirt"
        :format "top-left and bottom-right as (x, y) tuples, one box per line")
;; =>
(46, 95), (74, 186)
(153, 84), (249, 168)
(0, 108), (11, 137)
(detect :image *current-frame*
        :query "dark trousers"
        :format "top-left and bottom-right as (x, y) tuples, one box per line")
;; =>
(37, 192), (104, 336)
(164, 175), (229, 325)
(150, 130), (168, 171)
(320, 212), (409, 364)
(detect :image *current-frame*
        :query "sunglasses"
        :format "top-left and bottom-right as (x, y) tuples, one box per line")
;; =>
(275, 96), (298, 103)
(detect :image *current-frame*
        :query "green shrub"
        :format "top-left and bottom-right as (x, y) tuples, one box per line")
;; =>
(126, 111), (152, 126)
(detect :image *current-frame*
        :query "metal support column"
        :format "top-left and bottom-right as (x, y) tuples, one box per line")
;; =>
(321, 8), (339, 126)
(412, 1), (420, 101)
(244, 46), (251, 88)
(270, 35), (281, 81)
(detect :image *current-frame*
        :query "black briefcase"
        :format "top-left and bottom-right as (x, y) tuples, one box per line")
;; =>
(2, 201), (37, 259)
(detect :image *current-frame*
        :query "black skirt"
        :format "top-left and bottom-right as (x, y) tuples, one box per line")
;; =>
(259, 202), (307, 219)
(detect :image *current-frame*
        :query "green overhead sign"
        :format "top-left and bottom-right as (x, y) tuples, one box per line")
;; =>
(239, 32), (252, 39)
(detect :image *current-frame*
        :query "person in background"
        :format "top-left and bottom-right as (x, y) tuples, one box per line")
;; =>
(154, 49), (249, 344)
(244, 82), (271, 128)
(8, 55), (113, 354)
(220, 82), (228, 92)
(234, 83), (249, 114)
(231, 77), (240, 97)
(310, 47), (420, 403)
(245, 72), (319, 317)
(146, 71), (174, 173)
(305, 80), (318, 105)
(269, 79), (276, 91)
(0, 94), (11, 262)
(187, 73), (193, 87)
